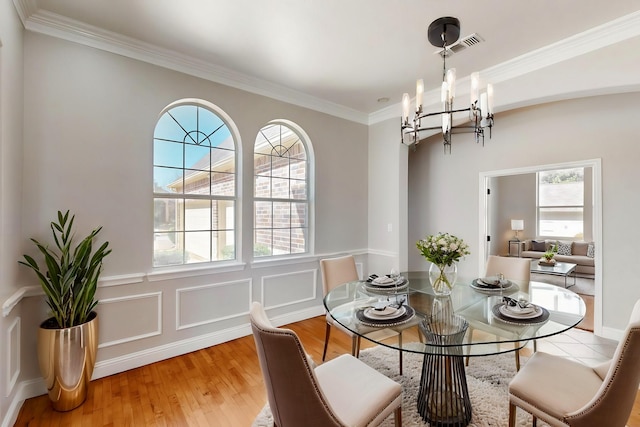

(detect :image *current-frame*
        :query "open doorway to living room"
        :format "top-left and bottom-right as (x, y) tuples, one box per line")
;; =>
(478, 159), (602, 334)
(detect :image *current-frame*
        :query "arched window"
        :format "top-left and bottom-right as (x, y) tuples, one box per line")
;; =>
(253, 122), (312, 257)
(153, 100), (238, 267)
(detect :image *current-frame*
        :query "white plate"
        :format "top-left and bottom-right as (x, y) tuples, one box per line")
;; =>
(498, 304), (543, 319)
(371, 276), (405, 287)
(363, 306), (406, 320)
(470, 280), (514, 292)
(479, 277), (511, 287)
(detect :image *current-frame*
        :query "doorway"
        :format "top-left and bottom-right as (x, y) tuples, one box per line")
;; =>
(478, 159), (602, 335)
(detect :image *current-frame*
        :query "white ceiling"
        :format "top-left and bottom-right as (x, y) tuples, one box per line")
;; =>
(13, 0), (640, 124)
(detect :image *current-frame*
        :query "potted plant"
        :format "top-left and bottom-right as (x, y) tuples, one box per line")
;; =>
(540, 243), (558, 266)
(19, 210), (111, 411)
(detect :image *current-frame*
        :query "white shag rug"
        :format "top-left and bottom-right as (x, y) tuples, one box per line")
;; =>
(252, 346), (548, 427)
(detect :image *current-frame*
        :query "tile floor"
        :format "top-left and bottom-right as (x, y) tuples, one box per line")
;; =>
(532, 327), (618, 366)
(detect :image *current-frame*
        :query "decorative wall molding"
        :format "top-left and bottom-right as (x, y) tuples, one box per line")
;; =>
(1, 286), (39, 317)
(5, 317), (20, 397)
(261, 269), (317, 310)
(175, 279), (252, 331)
(99, 273), (145, 288)
(97, 292), (163, 348)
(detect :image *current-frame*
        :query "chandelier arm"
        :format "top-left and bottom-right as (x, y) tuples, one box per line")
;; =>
(416, 107), (472, 121)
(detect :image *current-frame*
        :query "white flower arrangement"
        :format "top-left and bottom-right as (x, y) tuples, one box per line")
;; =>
(416, 232), (470, 266)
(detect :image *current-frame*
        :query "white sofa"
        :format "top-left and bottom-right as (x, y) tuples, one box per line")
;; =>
(519, 239), (595, 277)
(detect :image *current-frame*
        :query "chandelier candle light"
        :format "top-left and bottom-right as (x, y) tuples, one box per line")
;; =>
(401, 17), (494, 153)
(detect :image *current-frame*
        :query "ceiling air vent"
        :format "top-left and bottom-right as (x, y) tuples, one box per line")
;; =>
(435, 33), (484, 58)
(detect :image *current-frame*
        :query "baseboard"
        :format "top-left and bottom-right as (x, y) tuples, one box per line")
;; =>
(1, 304), (324, 427)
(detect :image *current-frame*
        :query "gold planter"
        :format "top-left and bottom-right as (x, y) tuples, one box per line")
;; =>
(37, 312), (98, 411)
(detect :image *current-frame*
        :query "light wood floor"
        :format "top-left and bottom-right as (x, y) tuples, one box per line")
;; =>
(14, 315), (640, 426)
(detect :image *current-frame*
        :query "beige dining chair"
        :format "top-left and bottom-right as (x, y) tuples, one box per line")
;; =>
(508, 298), (640, 427)
(250, 301), (403, 427)
(467, 255), (533, 369)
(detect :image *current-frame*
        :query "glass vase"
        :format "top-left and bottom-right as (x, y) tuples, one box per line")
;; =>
(428, 263), (457, 296)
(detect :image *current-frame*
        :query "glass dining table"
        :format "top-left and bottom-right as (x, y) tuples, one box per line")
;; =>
(323, 271), (586, 426)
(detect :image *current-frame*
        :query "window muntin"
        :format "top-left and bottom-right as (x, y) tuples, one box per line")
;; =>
(253, 123), (309, 257)
(153, 103), (237, 266)
(537, 168), (584, 239)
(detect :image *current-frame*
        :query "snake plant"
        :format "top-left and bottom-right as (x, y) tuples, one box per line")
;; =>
(19, 210), (111, 328)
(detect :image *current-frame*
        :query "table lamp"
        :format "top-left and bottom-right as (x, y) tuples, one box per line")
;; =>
(511, 219), (524, 241)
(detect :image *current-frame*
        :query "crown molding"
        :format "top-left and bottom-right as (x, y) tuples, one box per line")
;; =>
(370, 10), (640, 125)
(11, 0), (37, 27)
(21, 9), (370, 125)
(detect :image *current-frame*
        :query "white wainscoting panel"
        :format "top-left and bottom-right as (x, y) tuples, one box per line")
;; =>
(96, 292), (162, 348)
(176, 279), (252, 330)
(261, 269), (317, 309)
(5, 317), (20, 397)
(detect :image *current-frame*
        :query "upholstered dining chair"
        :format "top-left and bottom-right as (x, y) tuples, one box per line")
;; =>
(467, 255), (533, 369)
(508, 298), (640, 427)
(320, 256), (404, 373)
(250, 301), (403, 427)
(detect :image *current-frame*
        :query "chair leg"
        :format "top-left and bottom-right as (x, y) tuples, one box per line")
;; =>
(508, 402), (516, 427)
(352, 335), (361, 358)
(322, 322), (331, 361)
(532, 416), (537, 427)
(465, 326), (475, 366)
(398, 332), (403, 375)
(394, 406), (402, 427)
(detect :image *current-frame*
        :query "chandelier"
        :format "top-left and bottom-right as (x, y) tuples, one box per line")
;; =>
(401, 17), (494, 153)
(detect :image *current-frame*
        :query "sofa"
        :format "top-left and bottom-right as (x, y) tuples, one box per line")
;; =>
(518, 239), (595, 276)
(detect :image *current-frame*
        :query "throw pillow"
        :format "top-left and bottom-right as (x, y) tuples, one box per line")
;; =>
(531, 240), (546, 252)
(587, 243), (595, 258)
(557, 241), (572, 256)
(572, 241), (589, 256)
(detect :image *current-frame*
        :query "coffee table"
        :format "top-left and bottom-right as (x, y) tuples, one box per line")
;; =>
(529, 260), (577, 288)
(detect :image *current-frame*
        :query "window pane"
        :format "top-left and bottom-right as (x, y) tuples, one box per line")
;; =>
(539, 207), (583, 238)
(273, 202), (291, 228)
(291, 202), (307, 227)
(539, 168), (584, 206)
(290, 158), (306, 180)
(254, 230), (272, 257)
(154, 139), (183, 168)
(184, 170), (211, 195)
(154, 166), (182, 193)
(211, 172), (235, 196)
(271, 156), (289, 178)
(255, 201), (272, 228)
(290, 179), (307, 200)
(184, 144), (210, 170)
(154, 232), (184, 266)
(255, 175), (271, 198)
(212, 200), (234, 230)
(291, 228), (307, 253)
(272, 178), (290, 199)
(214, 230), (235, 260)
(154, 198), (183, 231)
(211, 147), (235, 172)
(185, 231), (211, 263)
(254, 153), (271, 176)
(185, 199), (210, 231)
(273, 228), (291, 255)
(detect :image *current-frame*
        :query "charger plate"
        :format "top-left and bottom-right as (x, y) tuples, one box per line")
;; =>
(356, 305), (415, 327)
(491, 303), (550, 326)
